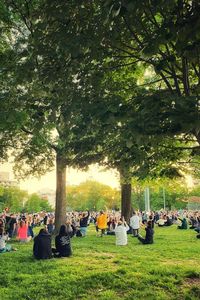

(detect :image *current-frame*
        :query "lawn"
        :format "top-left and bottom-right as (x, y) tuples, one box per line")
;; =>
(0, 225), (200, 300)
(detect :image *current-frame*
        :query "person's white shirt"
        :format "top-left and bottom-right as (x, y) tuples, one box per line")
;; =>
(130, 214), (140, 229)
(0, 234), (8, 250)
(114, 223), (129, 246)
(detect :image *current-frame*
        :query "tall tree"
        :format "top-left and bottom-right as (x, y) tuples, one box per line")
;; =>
(1, 0), (106, 229)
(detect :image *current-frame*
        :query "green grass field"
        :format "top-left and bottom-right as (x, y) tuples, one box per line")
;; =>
(0, 225), (200, 300)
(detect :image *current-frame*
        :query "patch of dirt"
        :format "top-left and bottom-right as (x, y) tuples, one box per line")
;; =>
(161, 260), (197, 266)
(184, 278), (200, 286)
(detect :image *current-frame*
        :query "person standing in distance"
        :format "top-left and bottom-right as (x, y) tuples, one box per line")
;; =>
(130, 211), (140, 237)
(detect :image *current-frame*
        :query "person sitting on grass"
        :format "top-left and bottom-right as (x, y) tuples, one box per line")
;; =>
(177, 217), (188, 229)
(33, 228), (52, 260)
(164, 215), (173, 226)
(27, 221), (34, 239)
(52, 225), (72, 258)
(114, 217), (129, 246)
(107, 217), (117, 236)
(79, 211), (90, 237)
(156, 216), (166, 227)
(47, 218), (55, 235)
(148, 214), (155, 228)
(138, 221), (154, 245)
(0, 227), (17, 253)
(17, 220), (32, 243)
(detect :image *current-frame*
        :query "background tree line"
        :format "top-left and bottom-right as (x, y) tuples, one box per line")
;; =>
(0, 186), (52, 213)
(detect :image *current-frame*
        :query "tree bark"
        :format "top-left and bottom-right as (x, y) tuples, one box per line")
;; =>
(120, 168), (132, 222)
(55, 152), (67, 232)
(121, 182), (132, 223)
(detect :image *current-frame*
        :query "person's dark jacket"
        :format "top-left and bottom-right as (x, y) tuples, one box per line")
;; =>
(33, 231), (52, 259)
(55, 234), (72, 257)
(165, 217), (173, 226)
(145, 227), (154, 244)
(80, 211), (90, 227)
(28, 225), (34, 238)
(178, 218), (188, 229)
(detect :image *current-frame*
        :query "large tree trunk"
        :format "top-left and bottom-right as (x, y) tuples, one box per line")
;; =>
(121, 182), (132, 222)
(120, 168), (132, 223)
(55, 152), (67, 232)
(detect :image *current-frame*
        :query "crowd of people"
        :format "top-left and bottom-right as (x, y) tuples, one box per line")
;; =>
(0, 208), (199, 259)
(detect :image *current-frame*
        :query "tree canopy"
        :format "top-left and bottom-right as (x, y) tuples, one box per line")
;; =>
(0, 0), (199, 224)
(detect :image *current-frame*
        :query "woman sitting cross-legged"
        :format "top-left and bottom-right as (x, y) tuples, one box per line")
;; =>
(138, 221), (154, 245)
(53, 224), (72, 257)
(33, 228), (52, 260)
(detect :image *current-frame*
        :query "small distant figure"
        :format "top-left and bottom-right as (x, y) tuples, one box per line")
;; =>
(27, 222), (34, 238)
(157, 216), (166, 227)
(130, 211), (140, 237)
(96, 210), (107, 237)
(0, 227), (17, 253)
(17, 220), (32, 243)
(79, 211), (90, 237)
(114, 217), (129, 246)
(165, 216), (173, 226)
(33, 228), (52, 260)
(138, 221), (154, 245)
(177, 217), (188, 229)
(47, 218), (55, 235)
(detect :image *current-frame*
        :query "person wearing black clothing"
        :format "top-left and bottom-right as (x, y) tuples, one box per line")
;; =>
(33, 228), (52, 259)
(177, 217), (188, 229)
(53, 225), (72, 257)
(5, 214), (17, 238)
(138, 221), (154, 244)
(79, 211), (90, 237)
(165, 216), (173, 226)
(43, 214), (48, 226)
(148, 215), (155, 229)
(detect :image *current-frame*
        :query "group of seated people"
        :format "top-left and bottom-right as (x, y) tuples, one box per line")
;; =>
(33, 224), (72, 259)
(1, 208), (199, 254)
(114, 217), (154, 246)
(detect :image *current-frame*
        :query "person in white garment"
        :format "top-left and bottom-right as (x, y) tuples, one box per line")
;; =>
(130, 211), (140, 237)
(114, 217), (129, 246)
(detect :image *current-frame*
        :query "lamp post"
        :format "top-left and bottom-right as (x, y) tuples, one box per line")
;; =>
(163, 188), (166, 210)
(144, 187), (150, 212)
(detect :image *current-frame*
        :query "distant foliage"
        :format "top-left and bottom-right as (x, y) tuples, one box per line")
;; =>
(0, 186), (52, 213)
(67, 180), (120, 211)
